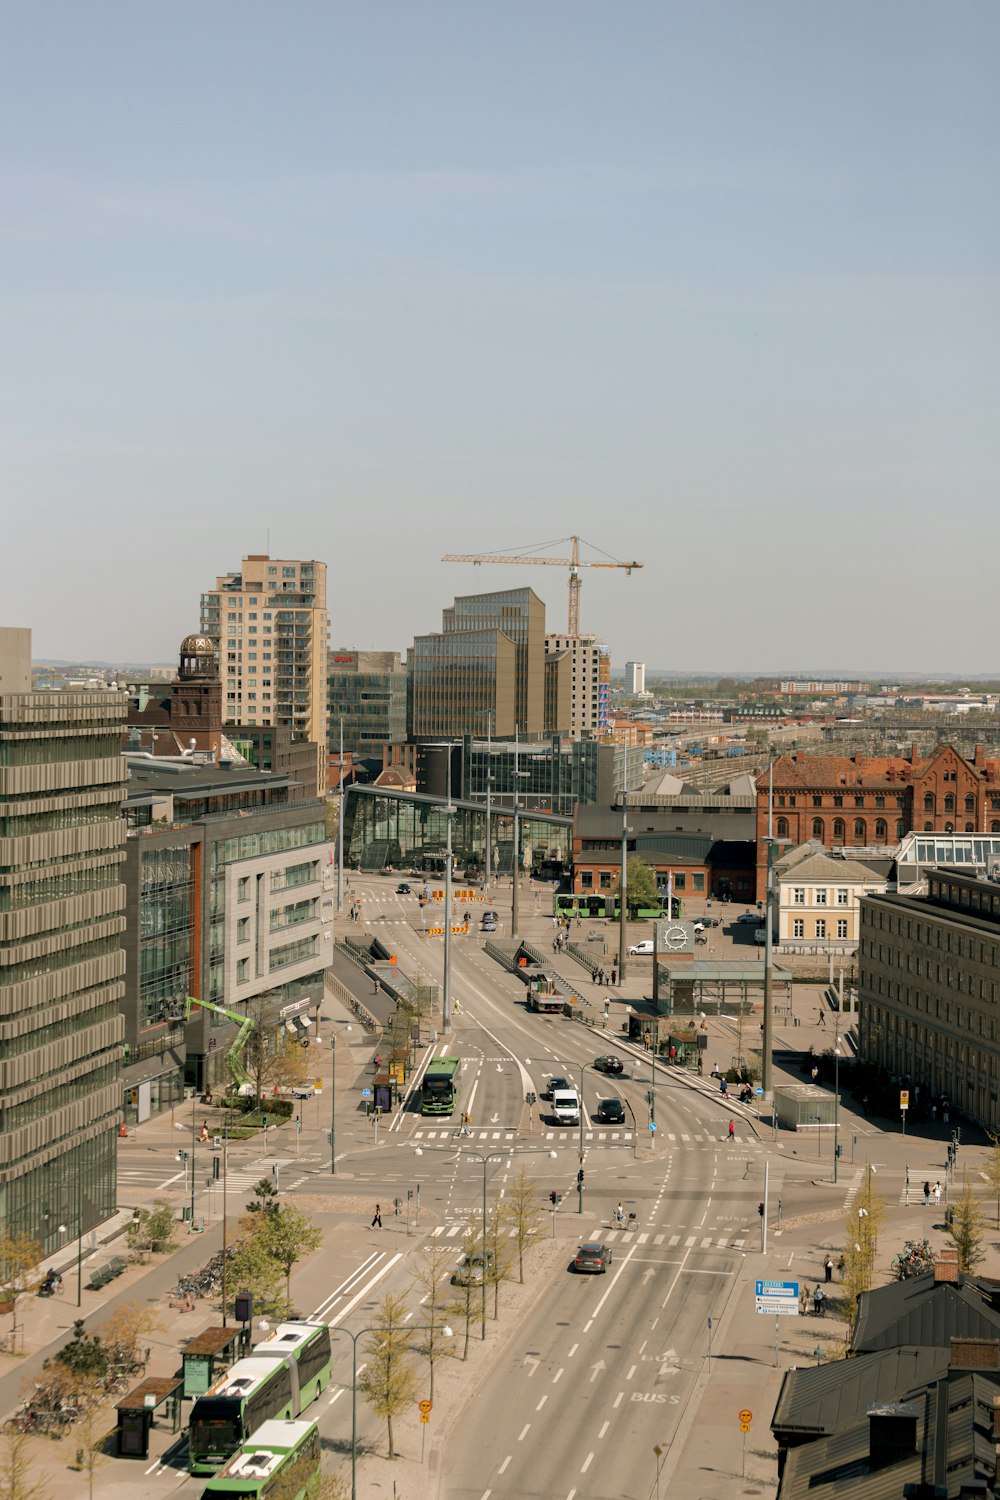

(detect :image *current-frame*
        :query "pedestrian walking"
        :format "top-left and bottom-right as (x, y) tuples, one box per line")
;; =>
(727, 1119), (735, 1141)
(371, 1202), (382, 1230)
(461, 1111), (472, 1137)
(818, 1010), (826, 1027)
(610, 967), (617, 986)
(824, 1257), (833, 1284)
(813, 1286), (825, 1316)
(933, 1182), (942, 1207)
(199, 1121), (209, 1143)
(923, 1181), (931, 1206)
(598, 968), (605, 985)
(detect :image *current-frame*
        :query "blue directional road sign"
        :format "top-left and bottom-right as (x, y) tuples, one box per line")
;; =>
(755, 1086), (764, 1098)
(754, 1279), (799, 1316)
(361, 1088), (372, 1099)
(649, 1121), (658, 1132)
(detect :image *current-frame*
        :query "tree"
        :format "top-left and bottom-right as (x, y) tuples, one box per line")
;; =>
(62, 1370), (108, 1500)
(946, 1180), (986, 1273)
(98, 1300), (162, 1379)
(54, 1319), (107, 1381)
(620, 855), (660, 916)
(126, 1199), (174, 1260)
(838, 1170), (887, 1324)
(246, 1178), (281, 1217)
(357, 1292), (419, 1460)
(243, 1004), (309, 1103)
(227, 1230), (288, 1319)
(484, 1201), (515, 1321)
(447, 1229), (481, 1361)
(0, 1233), (41, 1351)
(256, 1205), (322, 1307)
(0, 1430), (46, 1500)
(411, 1244), (456, 1400)
(502, 1166), (545, 1284)
(984, 1135), (1000, 1227)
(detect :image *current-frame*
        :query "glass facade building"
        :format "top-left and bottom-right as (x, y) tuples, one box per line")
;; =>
(327, 650), (408, 758)
(0, 687), (127, 1254)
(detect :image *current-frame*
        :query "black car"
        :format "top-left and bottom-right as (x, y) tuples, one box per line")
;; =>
(544, 1074), (569, 1100)
(700, 915), (722, 927)
(596, 1098), (625, 1124)
(572, 1242), (613, 1274)
(396, 883), (411, 895)
(593, 1055), (624, 1075)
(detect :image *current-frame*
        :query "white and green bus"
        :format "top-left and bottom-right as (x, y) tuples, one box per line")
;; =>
(189, 1324), (332, 1475)
(198, 1418), (322, 1499)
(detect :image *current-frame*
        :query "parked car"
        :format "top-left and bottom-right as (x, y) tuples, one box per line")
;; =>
(593, 1055), (624, 1075)
(572, 1242), (613, 1274)
(544, 1075), (569, 1100)
(737, 912), (763, 924)
(596, 1098), (626, 1124)
(452, 1250), (496, 1287)
(395, 882), (411, 895)
(628, 939), (655, 956)
(698, 915), (722, 927)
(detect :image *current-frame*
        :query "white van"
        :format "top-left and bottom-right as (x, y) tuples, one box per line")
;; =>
(552, 1088), (580, 1126)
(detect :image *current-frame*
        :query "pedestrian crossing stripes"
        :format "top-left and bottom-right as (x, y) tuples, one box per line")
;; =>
(429, 1223), (525, 1240)
(594, 1227), (747, 1250)
(413, 1130), (516, 1142)
(542, 1131), (633, 1143)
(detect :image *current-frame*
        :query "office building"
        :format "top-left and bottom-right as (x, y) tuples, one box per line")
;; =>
(545, 634), (610, 740)
(200, 554), (328, 792)
(624, 661), (645, 695)
(0, 628), (127, 1252)
(327, 650), (408, 760)
(410, 588), (564, 741)
(122, 756), (332, 1109)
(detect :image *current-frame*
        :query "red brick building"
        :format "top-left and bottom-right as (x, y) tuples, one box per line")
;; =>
(755, 743), (1000, 893)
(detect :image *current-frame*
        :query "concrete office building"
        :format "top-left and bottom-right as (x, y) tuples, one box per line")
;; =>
(200, 554), (328, 793)
(410, 588), (566, 741)
(859, 868), (1000, 1130)
(327, 649), (408, 759)
(545, 633), (611, 740)
(624, 661), (645, 695)
(122, 756), (332, 1109)
(0, 628), (127, 1252)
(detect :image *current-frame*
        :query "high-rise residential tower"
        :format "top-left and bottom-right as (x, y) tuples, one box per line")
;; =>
(545, 633), (611, 740)
(200, 555), (328, 791)
(0, 628), (127, 1252)
(624, 661), (646, 695)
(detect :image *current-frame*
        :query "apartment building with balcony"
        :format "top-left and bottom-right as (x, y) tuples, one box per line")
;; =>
(0, 628), (127, 1253)
(545, 633), (610, 739)
(200, 554), (328, 793)
(123, 756), (332, 1109)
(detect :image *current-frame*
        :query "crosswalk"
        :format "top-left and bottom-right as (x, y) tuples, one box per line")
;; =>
(412, 1128), (634, 1144)
(592, 1227), (748, 1250)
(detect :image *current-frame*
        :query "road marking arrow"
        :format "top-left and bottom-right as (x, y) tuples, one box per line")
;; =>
(523, 1356), (540, 1377)
(491, 1113), (499, 1124)
(642, 1266), (656, 1286)
(590, 1360), (606, 1383)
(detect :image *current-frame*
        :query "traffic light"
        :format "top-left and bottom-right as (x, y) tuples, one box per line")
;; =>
(262, 1115), (268, 1131)
(549, 1190), (558, 1205)
(758, 1202), (765, 1218)
(577, 1168), (585, 1186)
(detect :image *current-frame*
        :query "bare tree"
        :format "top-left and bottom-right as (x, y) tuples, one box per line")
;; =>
(411, 1244), (456, 1400)
(502, 1166), (545, 1283)
(446, 1228), (481, 1361)
(0, 1234), (40, 1353)
(984, 1135), (1000, 1227)
(484, 1201), (515, 1321)
(0, 1430), (46, 1500)
(243, 1003), (309, 1103)
(98, 1300), (163, 1381)
(946, 1179), (986, 1273)
(357, 1292), (419, 1460)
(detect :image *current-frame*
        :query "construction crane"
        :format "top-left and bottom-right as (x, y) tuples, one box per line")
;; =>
(183, 995), (255, 1094)
(441, 535), (643, 637)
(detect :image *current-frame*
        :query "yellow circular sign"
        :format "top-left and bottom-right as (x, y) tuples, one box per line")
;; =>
(418, 1400), (433, 1415)
(739, 1409), (752, 1424)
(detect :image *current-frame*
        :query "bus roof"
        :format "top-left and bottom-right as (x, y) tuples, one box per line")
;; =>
(214, 1419), (317, 1479)
(203, 1357), (282, 1400)
(424, 1055), (460, 1074)
(253, 1321), (327, 1356)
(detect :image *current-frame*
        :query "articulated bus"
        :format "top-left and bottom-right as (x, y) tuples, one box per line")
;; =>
(554, 893), (680, 922)
(421, 1055), (461, 1115)
(189, 1323), (332, 1474)
(198, 1419), (321, 1499)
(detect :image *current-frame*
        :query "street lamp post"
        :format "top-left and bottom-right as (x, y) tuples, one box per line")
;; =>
(833, 1043), (841, 1184)
(617, 785), (629, 984)
(337, 717), (345, 914)
(511, 727), (521, 942)
(760, 762), (791, 1104)
(442, 745), (456, 1031)
(331, 1035), (337, 1176)
(331, 1320), (453, 1500)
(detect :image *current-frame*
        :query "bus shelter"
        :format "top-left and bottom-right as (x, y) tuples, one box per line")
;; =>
(654, 959), (792, 1020)
(116, 1376), (183, 1458)
(182, 1326), (247, 1400)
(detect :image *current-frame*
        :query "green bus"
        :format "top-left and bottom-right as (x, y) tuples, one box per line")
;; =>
(554, 893), (680, 921)
(199, 1418), (322, 1499)
(421, 1055), (461, 1115)
(189, 1323), (332, 1475)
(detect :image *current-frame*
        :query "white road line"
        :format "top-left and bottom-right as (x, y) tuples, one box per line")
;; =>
(536, 1394), (548, 1411)
(627, 1363), (636, 1380)
(568, 1343), (578, 1357)
(479, 1491), (492, 1500)
(498, 1456), (511, 1474)
(553, 1366), (564, 1383)
(581, 1452), (594, 1473)
(582, 1238), (640, 1332)
(319, 1253), (402, 1325)
(613, 1391), (624, 1409)
(518, 1423), (531, 1441)
(599, 1419), (610, 1438)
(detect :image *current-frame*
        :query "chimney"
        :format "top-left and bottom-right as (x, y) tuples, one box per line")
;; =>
(934, 1249), (960, 1284)
(911, 743), (919, 764)
(993, 1395), (1000, 1443)
(949, 1336), (1000, 1371)
(868, 1403), (919, 1470)
(974, 743), (985, 767)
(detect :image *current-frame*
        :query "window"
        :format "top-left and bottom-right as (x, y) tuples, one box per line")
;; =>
(833, 795), (843, 807)
(875, 819), (887, 842)
(237, 916), (250, 942)
(580, 871), (593, 889)
(924, 793), (934, 811)
(237, 876), (250, 903)
(897, 821), (906, 838)
(812, 819), (823, 838)
(237, 957), (249, 983)
(854, 818), (865, 838)
(833, 819), (845, 841)
(793, 918), (804, 939)
(965, 793), (976, 813)
(875, 795), (885, 808)
(792, 887), (805, 905)
(693, 873), (705, 891)
(777, 817), (789, 839)
(673, 873), (686, 890)
(944, 794), (955, 813)
(836, 888), (849, 906)
(854, 795), (864, 808)
(599, 871), (612, 890)
(837, 919), (848, 939)
(816, 918), (827, 939)
(812, 795), (822, 807)
(815, 888), (827, 905)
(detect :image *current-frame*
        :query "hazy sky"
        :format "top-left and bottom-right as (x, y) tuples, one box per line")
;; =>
(3, 3), (997, 673)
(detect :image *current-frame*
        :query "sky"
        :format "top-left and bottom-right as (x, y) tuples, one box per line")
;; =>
(2, 2), (997, 674)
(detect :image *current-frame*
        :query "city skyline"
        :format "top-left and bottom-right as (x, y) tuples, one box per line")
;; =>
(3, 2), (997, 671)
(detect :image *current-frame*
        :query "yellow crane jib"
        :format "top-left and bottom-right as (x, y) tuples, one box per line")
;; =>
(183, 996), (255, 1092)
(441, 533), (644, 635)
